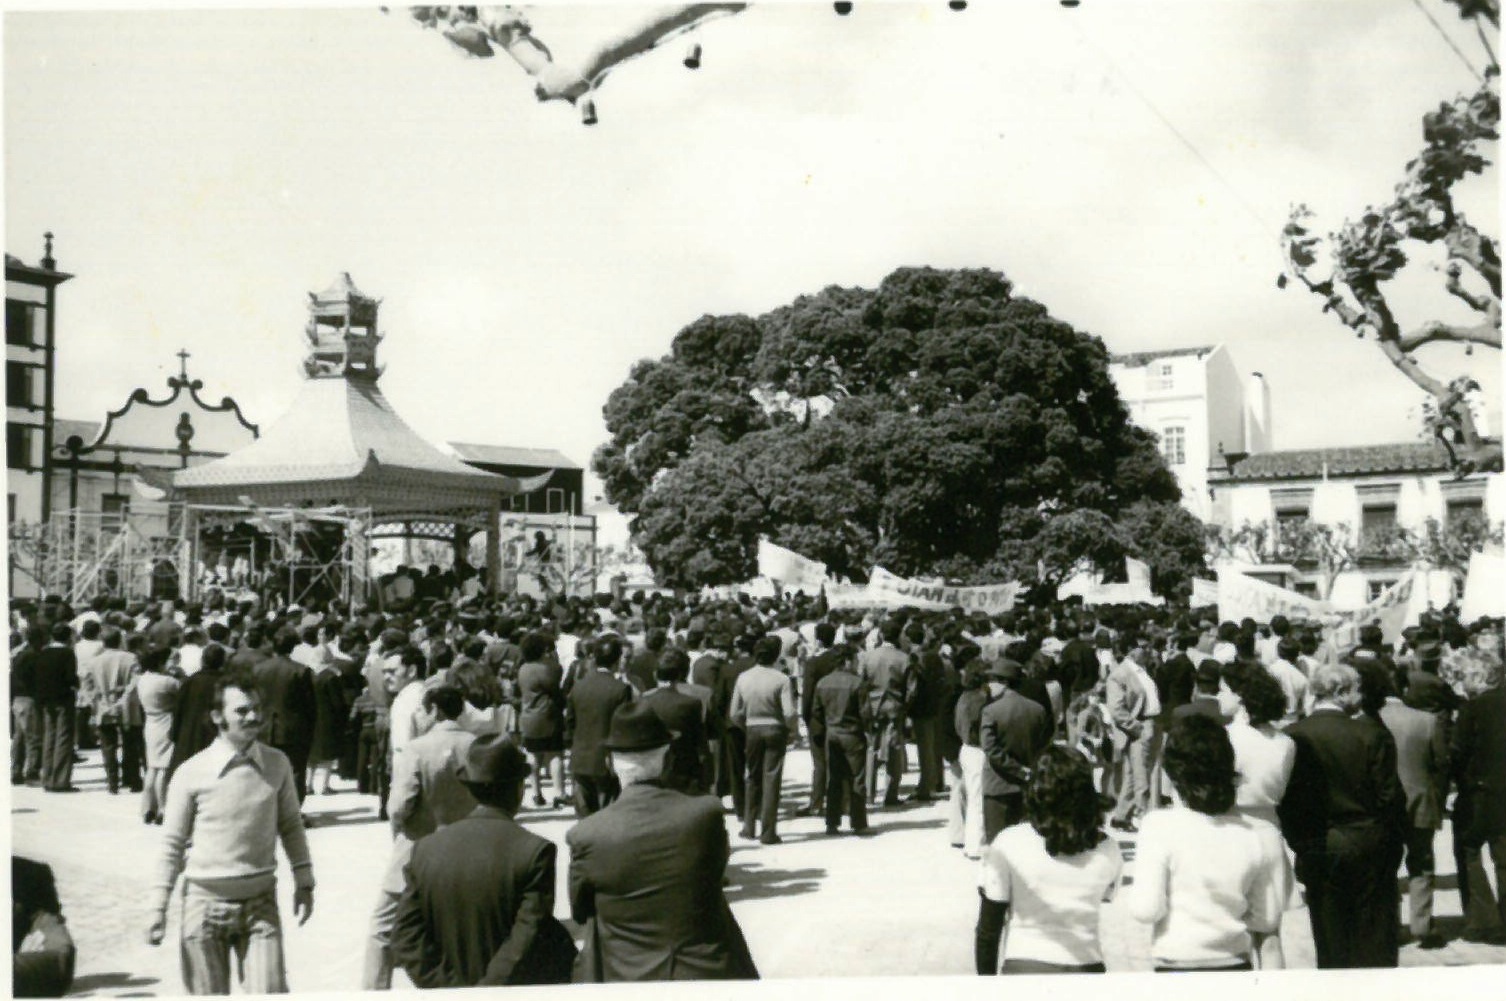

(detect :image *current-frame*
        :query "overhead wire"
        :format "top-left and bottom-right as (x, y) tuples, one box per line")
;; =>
(1408, 0), (1484, 81)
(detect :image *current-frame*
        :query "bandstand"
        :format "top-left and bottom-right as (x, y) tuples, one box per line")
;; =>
(171, 273), (544, 605)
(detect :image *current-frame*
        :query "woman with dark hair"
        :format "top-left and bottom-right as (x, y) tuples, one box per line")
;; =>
(1219, 662), (1296, 827)
(517, 631), (568, 809)
(1127, 714), (1288, 971)
(449, 659), (516, 737)
(975, 746), (1123, 975)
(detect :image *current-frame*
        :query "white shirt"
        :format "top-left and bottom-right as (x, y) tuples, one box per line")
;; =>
(979, 823), (1122, 966)
(1226, 716), (1296, 826)
(1265, 658), (1311, 724)
(177, 643), (205, 678)
(388, 681), (428, 760)
(1126, 807), (1287, 966)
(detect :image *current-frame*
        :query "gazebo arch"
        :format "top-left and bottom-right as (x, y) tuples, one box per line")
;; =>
(173, 273), (544, 602)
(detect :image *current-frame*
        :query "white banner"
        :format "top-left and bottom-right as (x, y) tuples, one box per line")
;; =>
(1216, 568), (1327, 624)
(1328, 572), (1417, 648)
(866, 566), (1021, 614)
(1191, 577), (1219, 607)
(756, 538), (827, 592)
(823, 581), (890, 610)
(1126, 556), (1151, 588)
(1461, 550), (1506, 623)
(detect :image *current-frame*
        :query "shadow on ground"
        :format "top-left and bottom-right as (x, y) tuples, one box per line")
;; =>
(724, 862), (826, 903)
(68, 972), (159, 994)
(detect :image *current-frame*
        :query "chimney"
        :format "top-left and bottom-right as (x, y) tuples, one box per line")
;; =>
(41, 231), (56, 271)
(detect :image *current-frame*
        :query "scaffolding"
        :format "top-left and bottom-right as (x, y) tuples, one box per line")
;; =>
(13, 502), (372, 608)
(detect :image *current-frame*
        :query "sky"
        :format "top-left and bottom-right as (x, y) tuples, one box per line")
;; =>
(5, 0), (1501, 524)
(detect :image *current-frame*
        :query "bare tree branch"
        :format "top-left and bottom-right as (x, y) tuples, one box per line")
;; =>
(1398, 317), (1502, 351)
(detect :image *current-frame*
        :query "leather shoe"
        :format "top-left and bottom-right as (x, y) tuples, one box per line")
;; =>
(853, 827), (877, 837)
(1461, 929), (1506, 945)
(825, 827), (841, 836)
(1418, 934), (1447, 950)
(759, 835), (783, 845)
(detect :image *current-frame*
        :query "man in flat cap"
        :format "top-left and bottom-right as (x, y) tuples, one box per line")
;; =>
(567, 702), (758, 982)
(978, 658), (1051, 844)
(391, 733), (576, 988)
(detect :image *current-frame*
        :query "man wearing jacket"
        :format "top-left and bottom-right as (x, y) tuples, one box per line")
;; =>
(978, 659), (1051, 843)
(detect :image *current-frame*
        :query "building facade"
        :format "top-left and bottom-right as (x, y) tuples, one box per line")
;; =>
(1108, 344), (1270, 521)
(6, 237), (71, 529)
(1207, 441), (1504, 609)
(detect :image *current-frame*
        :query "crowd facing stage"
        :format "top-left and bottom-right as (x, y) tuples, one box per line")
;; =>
(9, 581), (1506, 993)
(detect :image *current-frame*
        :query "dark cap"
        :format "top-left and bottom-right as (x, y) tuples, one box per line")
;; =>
(603, 701), (674, 752)
(458, 734), (532, 787)
(1194, 660), (1221, 687)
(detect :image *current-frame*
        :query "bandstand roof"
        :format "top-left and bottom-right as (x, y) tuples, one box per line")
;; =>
(174, 273), (554, 514)
(173, 349), (546, 518)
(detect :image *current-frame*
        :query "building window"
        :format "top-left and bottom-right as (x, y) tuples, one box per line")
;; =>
(1360, 502), (1398, 554)
(1148, 362), (1174, 391)
(1368, 578), (1398, 602)
(6, 424), (34, 470)
(1160, 425), (1186, 466)
(6, 301), (37, 347)
(101, 493), (129, 530)
(7, 493), (14, 524)
(6, 361), (37, 408)
(1293, 580), (1319, 598)
(1447, 496), (1485, 528)
(546, 488), (565, 515)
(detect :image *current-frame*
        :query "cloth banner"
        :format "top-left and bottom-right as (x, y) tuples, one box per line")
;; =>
(866, 566), (1021, 614)
(1461, 550), (1506, 623)
(1327, 572), (1418, 649)
(756, 538), (827, 592)
(1057, 557), (1160, 606)
(1191, 577), (1219, 607)
(823, 581), (890, 610)
(1216, 568), (1327, 624)
(1126, 556), (1151, 588)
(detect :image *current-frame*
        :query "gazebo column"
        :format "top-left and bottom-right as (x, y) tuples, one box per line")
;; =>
(486, 497), (502, 596)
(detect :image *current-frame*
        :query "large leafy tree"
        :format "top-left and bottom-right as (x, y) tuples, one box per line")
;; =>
(1280, 0), (1500, 475)
(595, 266), (1200, 591)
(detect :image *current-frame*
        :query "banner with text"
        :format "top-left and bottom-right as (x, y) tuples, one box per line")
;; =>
(866, 566), (1021, 615)
(1327, 572), (1418, 648)
(1216, 568), (1328, 625)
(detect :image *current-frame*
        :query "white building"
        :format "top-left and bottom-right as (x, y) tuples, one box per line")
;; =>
(1108, 344), (1270, 521)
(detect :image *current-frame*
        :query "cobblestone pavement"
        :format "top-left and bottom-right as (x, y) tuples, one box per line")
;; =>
(11, 745), (1506, 995)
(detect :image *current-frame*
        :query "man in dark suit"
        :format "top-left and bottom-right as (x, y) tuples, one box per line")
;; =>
(565, 635), (634, 817)
(33, 623), (78, 793)
(858, 619), (911, 807)
(714, 633), (758, 816)
(253, 629), (318, 803)
(639, 653), (712, 795)
(391, 734), (575, 988)
(978, 659), (1052, 843)
(1451, 670), (1506, 943)
(566, 703), (758, 982)
(798, 622), (846, 817)
(811, 644), (872, 836)
(1279, 663), (1407, 968)
(1057, 619), (1099, 701)
(1171, 661), (1225, 723)
(226, 624), (271, 672)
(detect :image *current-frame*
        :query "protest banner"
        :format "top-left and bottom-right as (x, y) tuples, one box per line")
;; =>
(1191, 577), (1219, 607)
(756, 538), (827, 593)
(866, 566), (1021, 614)
(1460, 550), (1506, 623)
(1327, 572), (1417, 648)
(1216, 568), (1327, 624)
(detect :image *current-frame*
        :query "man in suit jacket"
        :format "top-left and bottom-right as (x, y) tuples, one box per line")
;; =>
(1104, 639), (1159, 832)
(1279, 663), (1407, 968)
(798, 623), (846, 817)
(811, 646), (873, 836)
(1379, 686), (1449, 947)
(566, 703), (758, 982)
(252, 629), (318, 803)
(640, 652), (712, 795)
(978, 660), (1052, 843)
(1451, 672), (1506, 943)
(365, 686), (479, 989)
(392, 734), (575, 988)
(858, 619), (911, 807)
(1170, 661), (1225, 723)
(565, 635), (634, 817)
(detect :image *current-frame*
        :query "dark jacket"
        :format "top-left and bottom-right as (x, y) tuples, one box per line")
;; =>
(812, 669), (871, 740)
(1452, 684), (1506, 842)
(800, 647), (847, 742)
(11, 857), (74, 999)
(566, 782), (757, 982)
(566, 669), (634, 778)
(252, 655), (316, 753)
(1057, 637), (1099, 696)
(1156, 653), (1196, 715)
(979, 688), (1051, 798)
(517, 660), (565, 741)
(31, 647), (77, 709)
(1278, 707), (1407, 858)
(640, 685), (712, 795)
(166, 664), (224, 781)
(391, 806), (575, 988)
(1171, 695), (1224, 723)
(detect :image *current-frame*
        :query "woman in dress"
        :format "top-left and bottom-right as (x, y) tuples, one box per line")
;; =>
(308, 628), (350, 795)
(975, 745), (1124, 974)
(517, 631), (568, 808)
(134, 645), (181, 824)
(1126, 714), (1288, 971)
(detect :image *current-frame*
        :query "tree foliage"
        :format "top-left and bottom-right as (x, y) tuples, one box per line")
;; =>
(1280, 0), (1501, 475)
(594, 266), (1199, 591)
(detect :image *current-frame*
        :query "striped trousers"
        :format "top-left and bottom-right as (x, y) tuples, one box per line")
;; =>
(179, 884), (287, 994)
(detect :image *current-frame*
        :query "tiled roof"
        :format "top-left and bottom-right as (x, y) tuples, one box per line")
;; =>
(1109, 345), (1217, 368)
(449, 442), (580, 470)
(1210, 441), (1455, 482)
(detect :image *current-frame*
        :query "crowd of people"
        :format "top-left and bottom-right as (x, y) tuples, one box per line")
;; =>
(8, 582), (1506, 991)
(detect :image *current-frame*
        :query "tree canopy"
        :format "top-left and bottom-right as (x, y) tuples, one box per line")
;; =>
(594, 266), (1204, 593)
